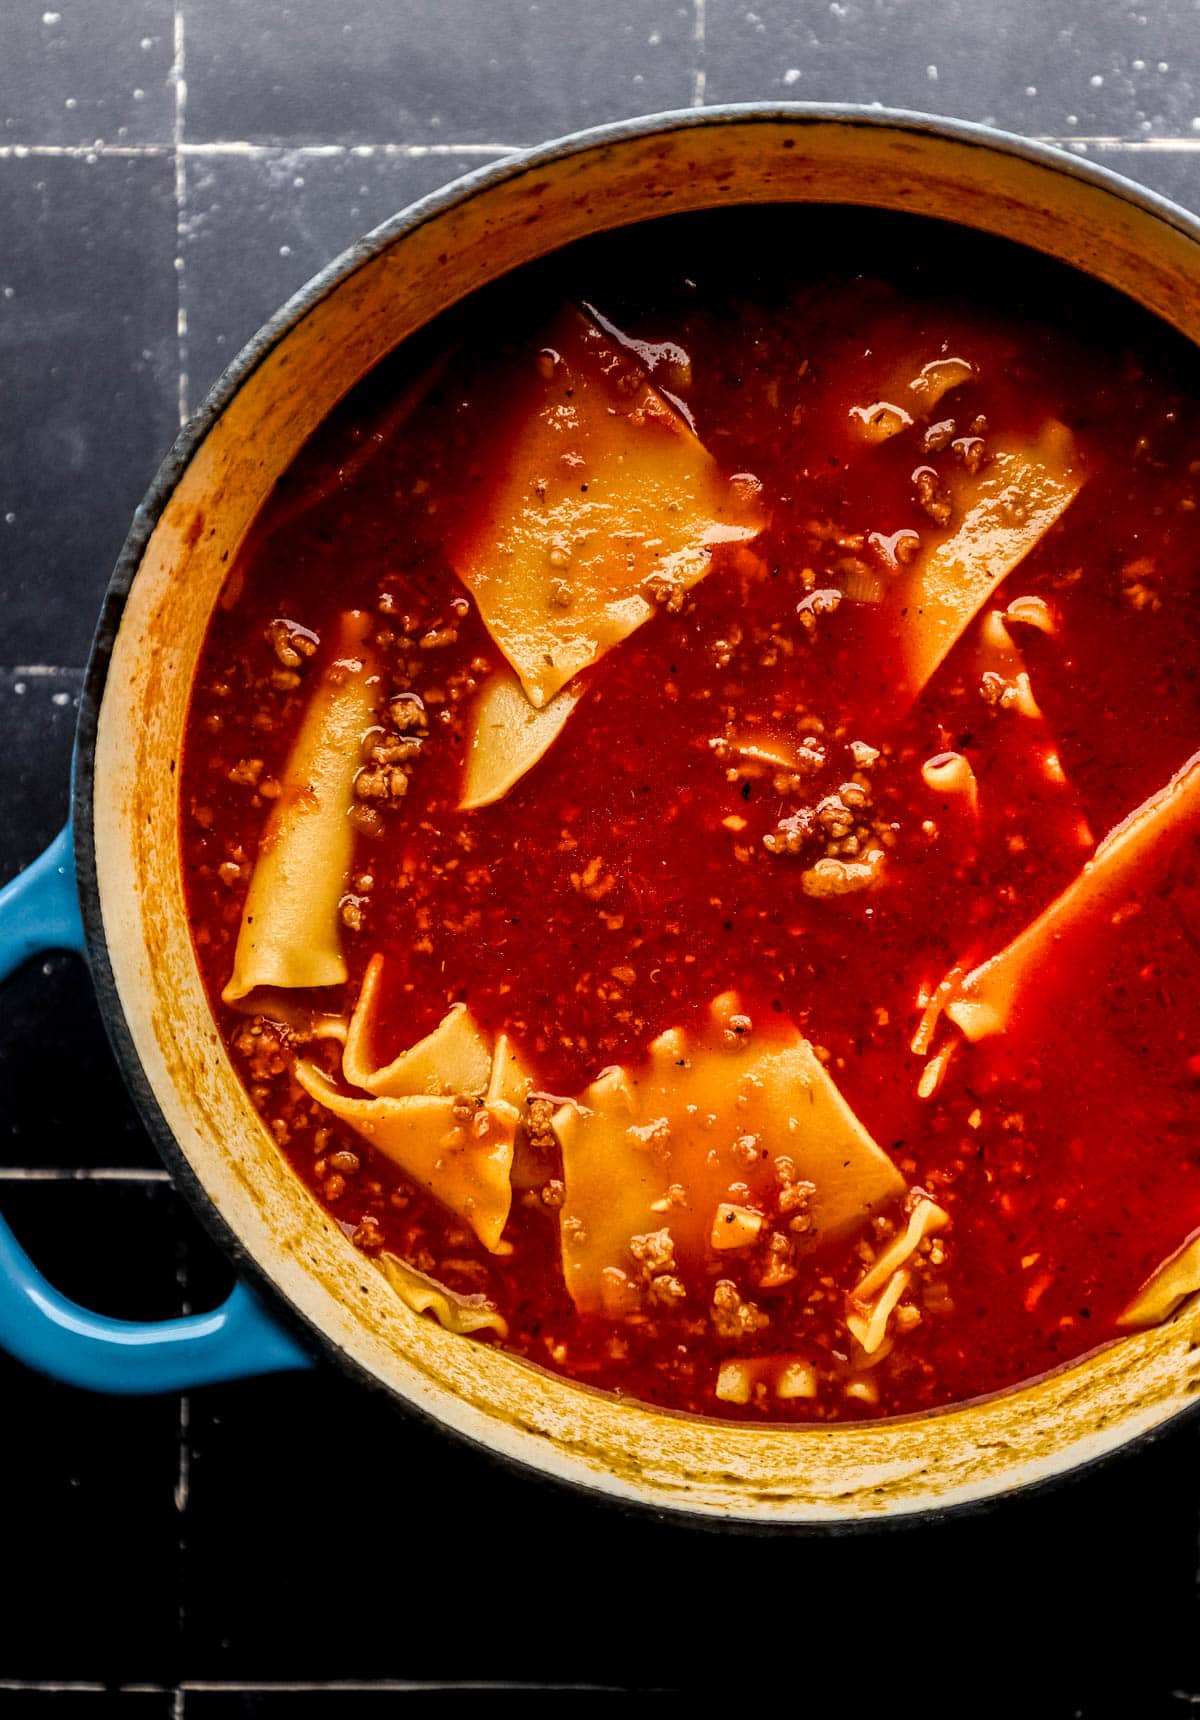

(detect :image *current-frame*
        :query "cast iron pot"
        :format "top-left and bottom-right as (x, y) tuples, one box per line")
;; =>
(4, 105), (1200, 1528)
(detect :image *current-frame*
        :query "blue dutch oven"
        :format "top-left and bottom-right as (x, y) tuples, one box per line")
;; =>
(3, 107), (1200, 1525)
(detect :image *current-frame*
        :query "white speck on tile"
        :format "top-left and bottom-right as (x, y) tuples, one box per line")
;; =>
(14, 682), (25, 695)
(648, 29), (661, 45)
(783, 67), (800, 85)
(1192, 118), (1200, 132)
(279, 244), (291, 257)
(1133, 59), (1146, 72)
(1066, 114), (1078, 126)
(1025, 85), (1037, 97)
(140, 35), (154, 50)
(3, 287), (14, 301)
(293, 175), (304, 187)
(1090, 74), (1103, 88)
(133, 88), (145, 102)
(4, 512), (15, 524)
(42, 10), (61, 23)
(64, 96), (77, 111)
(51, 692), (71, 707)
(1158, 61), (1169, 73)
(926, 64), (938, 81)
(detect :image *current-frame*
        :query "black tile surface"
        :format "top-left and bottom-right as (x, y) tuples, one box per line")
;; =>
(706, 0), (1200, 138)
(184, 0), (695, 147)
(0, 152), (178, 665)
(0, 1185), (188, 1684)
(1, 0), (1199, 1710)
(1, 1), (176, 148)
(182, 149), (502, 403)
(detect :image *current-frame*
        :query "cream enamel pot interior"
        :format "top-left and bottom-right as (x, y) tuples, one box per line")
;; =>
(50, 107), (1200, 1523)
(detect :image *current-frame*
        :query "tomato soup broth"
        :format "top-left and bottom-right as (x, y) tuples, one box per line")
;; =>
(180, 209), (1200, 1421)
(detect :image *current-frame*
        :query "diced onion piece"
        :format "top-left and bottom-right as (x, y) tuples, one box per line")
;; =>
(891, 422), (1083, 706)
(1117, 1228), (1200, 1329)
(552, 992), (905, 1316)
(378, 1251), (508, 1339)
(946, 747), (1200, 1041)
(852, 1196), (948, 1305)
(294, 1061), (517, 1252)
(223, 611), (380, 1001)
(715, 1360), (753, 1405)
(775, 1359), (819, 1400)
(710, 1203), (764, 1250)
(459, 667), (582, 810)
(845, 1374), (880, 1406)
(451, 305), (762, 708)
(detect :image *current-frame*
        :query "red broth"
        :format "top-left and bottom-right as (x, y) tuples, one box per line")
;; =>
(180, 209), (1200, 1421)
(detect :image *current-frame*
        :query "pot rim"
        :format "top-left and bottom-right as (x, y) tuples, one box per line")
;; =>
(69, 101), (1200, 1531)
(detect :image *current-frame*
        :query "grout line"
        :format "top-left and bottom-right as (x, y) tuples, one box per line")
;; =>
(172, 3), (189, 429)
(0, 136), (1198, 162)
(692, 0), (706, 108)
(176, 1681), (623, 1692)
(1, 1681), (632, 1696)
(0, 1683), (108, 1693)
(0, 1166), (172, 1182)
(0, 140), (519, 160)
(181, 139), (520, 158)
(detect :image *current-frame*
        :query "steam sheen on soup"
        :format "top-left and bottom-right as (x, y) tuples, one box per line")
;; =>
(180, 210), (1200, 1421)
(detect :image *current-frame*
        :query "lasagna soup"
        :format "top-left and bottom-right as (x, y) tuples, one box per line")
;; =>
(180, 209), (1200, 1420)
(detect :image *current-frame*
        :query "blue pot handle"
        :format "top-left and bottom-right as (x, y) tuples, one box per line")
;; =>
(0, 824), (312, 1392)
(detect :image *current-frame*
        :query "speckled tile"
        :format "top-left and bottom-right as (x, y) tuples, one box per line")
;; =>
(1, 1), (176, 147)
(704, 0), (1200, 140)
(0, 153), (178, 665)
(181, 148), (507, 402)
(181, 0), (695, 147)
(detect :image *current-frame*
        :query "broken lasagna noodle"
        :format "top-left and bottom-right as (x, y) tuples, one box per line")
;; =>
(180, 209), (1200, 1421)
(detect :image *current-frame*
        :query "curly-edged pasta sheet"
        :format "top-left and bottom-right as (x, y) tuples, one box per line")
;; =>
(223, 611), (381, 1001)
(889, 421), (1083, 705)
(946, 746), (1200, 1041)
(1118, 1230), (1200, 1329)
(294, 958), (532, 1251)
(451, 306), (762, 708)
(459, 667), (582, 810)
(378, 1251), (508, 1339)
(341, 955), (492, 1098)
(551, 993), (905, 1316)
(294, 1062), (518, 1253)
